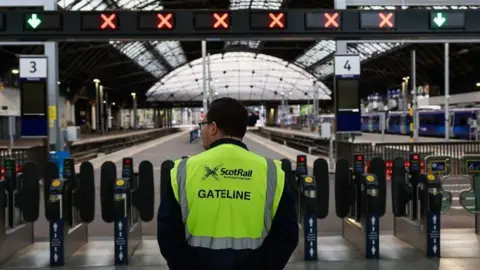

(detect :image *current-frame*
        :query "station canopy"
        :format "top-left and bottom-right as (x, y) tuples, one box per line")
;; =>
(146, 52), (331, 102)
(52, 1), (480, 101)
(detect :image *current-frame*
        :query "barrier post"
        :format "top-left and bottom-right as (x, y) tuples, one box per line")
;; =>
(113, 178), (129, 265)
(364, 174), (380, 259)
(296, 155), (308, 223)
(45, 162), (65, 266)
(425, 174), (443, 258)
(301, 175), (317, 260)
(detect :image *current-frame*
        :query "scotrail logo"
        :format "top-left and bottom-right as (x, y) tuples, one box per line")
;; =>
(220, 167), (253, 180)
(202, 164), (222, 181)
(202, 164), (253, 180)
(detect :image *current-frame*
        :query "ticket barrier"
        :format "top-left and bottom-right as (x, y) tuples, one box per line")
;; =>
(100, 157), (154, 265)
(44, 158), (95, 266)
(392, 154), (451, 258)
(458, 155), (480, 234)
(284, 155), (328, 260)
(0, 159), (40, 263)
(295, 155), (308, 221)
(335, 155), (386, 259)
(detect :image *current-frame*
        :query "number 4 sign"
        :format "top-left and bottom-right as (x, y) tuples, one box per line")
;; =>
(334, 55), (360, 78)
(19, 57), (48, 78)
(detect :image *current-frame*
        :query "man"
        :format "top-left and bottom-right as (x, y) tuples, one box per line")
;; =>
(157, 98), (298, 270)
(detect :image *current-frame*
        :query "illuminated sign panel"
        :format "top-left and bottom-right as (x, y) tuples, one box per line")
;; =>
(430, 11), (465, 29)
(23, 12), (62, 31)
(360, 11), (395, 29)
(305, 12), (341, 29)
(1, 10), (480, 39)
(81, 13), (119, 30)
(194, 12), (230, 30)
(466, 160), (480, 173)
(324, 12), (340, 28)
(250, 12), (286, 29)
(138, 12), (175, 30)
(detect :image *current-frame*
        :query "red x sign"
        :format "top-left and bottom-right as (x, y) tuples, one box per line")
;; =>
(158, 13), (173, 29)
(269, 12), (284, 28)
(101, 13), (116, 29)
(324, 12), (339, 28)
(213, 13), (229, 29)
(378, 12), (394, 28)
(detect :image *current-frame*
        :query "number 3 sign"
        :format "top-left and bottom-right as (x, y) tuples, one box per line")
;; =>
(19, 57), (48, 78)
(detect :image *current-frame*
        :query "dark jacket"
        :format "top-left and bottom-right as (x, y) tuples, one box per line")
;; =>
(157, 138), (299, 270)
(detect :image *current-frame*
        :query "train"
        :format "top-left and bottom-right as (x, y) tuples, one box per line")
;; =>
(361, 108), (480, 139)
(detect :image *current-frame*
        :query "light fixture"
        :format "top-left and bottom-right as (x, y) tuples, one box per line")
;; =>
(214, 91), (219, 95)
(93, 78), (100, 84)
(112, 102), (116, 105)
(131, 92), (136, 97)
(103, 100), (106, 103)
(57, 81), (61, 85)
(476, 82), (480, 87)
(11, 69), (19, 74)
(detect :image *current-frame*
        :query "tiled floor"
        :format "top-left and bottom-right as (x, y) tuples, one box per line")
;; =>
(2, 239), (480, 269)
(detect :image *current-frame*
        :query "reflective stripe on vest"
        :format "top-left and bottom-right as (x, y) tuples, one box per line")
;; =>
(176, 157), (278, 250)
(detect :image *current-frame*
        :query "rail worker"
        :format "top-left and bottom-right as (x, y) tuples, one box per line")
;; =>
(158, 97), (298, 270)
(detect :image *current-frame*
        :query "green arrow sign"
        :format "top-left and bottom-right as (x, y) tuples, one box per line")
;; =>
(27, 14), (42, 29)
(433, 12), (447, 27)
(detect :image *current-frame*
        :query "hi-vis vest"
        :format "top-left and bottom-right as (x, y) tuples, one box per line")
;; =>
(171, 143), (285, 250)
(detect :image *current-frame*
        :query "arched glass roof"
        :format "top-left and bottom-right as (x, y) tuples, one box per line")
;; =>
(295, 5), (480, 79)
(59, 0), (187, 79)
(146, 52), (332, 102)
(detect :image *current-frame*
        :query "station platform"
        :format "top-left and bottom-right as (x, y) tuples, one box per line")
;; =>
(1, 129), (478, 269)
(0, 128), (179, 172)
(260, 126), (463, 143)
(0, 129), (166, 149)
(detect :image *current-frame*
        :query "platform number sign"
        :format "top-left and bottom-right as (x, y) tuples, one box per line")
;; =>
(19, 57), (47, 78)
(334, 55), (360, 78)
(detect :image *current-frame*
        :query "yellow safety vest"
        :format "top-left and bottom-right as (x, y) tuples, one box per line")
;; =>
(171, 143), (285, 250)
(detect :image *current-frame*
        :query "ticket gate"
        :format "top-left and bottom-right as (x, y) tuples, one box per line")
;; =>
(392, 154), (450, 258)
(294, 155), (329, 261)
(44, 158), (95, 266)
(100, 157), (154, 265)
(335, 155), (386, 258)
(0, 159), (40, 263)
(458, 155), (480, 234)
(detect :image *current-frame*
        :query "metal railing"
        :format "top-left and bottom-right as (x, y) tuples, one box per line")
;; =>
(0, 128), (180, 175)
(255, 127), (480, 174)
(337, 141), (480, 176)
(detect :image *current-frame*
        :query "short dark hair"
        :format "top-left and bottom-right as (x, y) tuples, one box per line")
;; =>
(206, 97), (248, 138)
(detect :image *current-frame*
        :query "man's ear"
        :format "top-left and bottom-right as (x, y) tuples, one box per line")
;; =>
(210, 121), (219, 135)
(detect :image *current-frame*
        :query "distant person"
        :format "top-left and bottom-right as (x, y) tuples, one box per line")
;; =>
(157, 97), (298, 270)
(247, 111), (259, 127)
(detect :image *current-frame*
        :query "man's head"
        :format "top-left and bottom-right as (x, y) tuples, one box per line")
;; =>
(200, 97), (248, 149)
